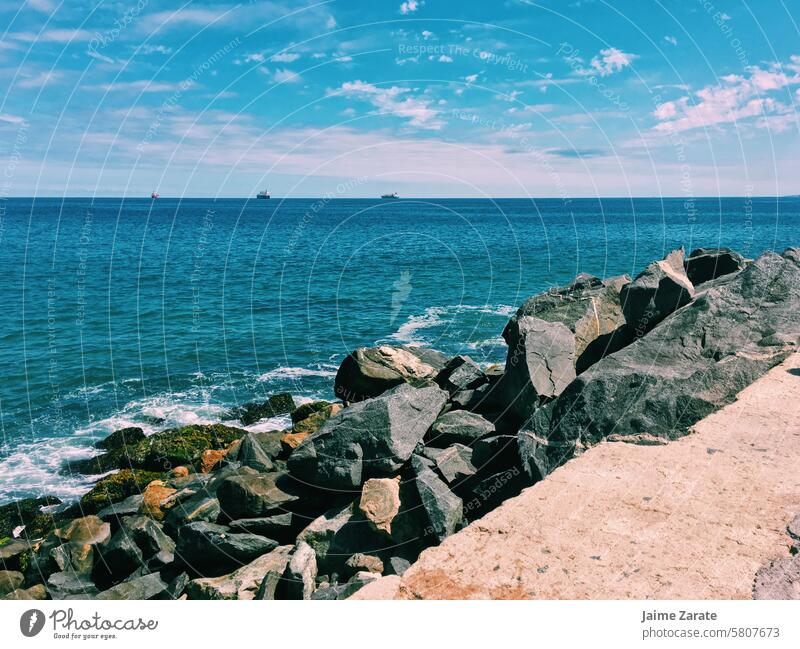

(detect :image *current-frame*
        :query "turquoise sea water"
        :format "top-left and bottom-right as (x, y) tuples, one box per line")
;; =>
(1, 196), (798, 504)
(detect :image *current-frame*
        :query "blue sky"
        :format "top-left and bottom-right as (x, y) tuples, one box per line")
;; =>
(0, 0), (798, 197)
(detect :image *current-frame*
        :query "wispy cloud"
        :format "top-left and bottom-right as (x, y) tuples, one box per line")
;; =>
(400, 1), (422, 15)
(0, 113), (27, 125)
(16, 70), (61, 89)
(99, 80), (186, 93)
(271, 52), (300, 63)
(13, 28), (94, 43)
(25, 0), (55, 12)
(273, 68), (302, 83)
(138, 7), (230, 32)
(334, 80), (443, 129)
(664, 35), (677, 46)
(587, 47), (637, 76)
(653, 57), (800, 133)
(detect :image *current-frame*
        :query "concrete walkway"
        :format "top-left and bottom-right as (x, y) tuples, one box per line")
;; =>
(360, 354), (800, 599)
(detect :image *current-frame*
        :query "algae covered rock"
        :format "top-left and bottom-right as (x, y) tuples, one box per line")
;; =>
(80, 469), (163, 514)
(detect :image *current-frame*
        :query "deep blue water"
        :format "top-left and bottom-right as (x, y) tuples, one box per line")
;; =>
(1, 196), (798, 504)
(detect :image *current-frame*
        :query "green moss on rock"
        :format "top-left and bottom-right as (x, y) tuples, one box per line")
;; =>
(0, 497), (62, 539)
(290, 401), (331, 423)
(79, 469), (162, 514)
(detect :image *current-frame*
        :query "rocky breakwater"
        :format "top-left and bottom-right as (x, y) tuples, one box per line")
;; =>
(1, 246), (797, 601)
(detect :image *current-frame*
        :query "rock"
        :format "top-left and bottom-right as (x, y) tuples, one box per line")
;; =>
(426, 410), (495, 448)
(292, 401), (331, 423)
(620, 248), (695, 336)
(51, 541), (94, 576)
(359, 478), (401, 534)
(216, 472), (301, 520)
(176, 522), (277, 572)
(469, 466), (527, 514)
(228, 513), (296, 542)
(46, 571), (99, 599)
(344, 553), (384, 576)
(122, 516), (176, 561)
(788, 514), (800, 542)
(386, 556), (411, 576)
(311, 571), (381, 600)
(753, 556), (800, 599)
(162, 572), (189, 599)
(163, 494), (220, 537)
(237, 432), (275, 472)
(97, 495), (144, 522)
(186, 545), (293, 600)
(517, 429), (556, 482)
(296, 501), (357, 572)
(95, 426), (146, 451)
(2, 583), (47, 600)
(288, 384), (448, 489)
(685, 247), (746, 285)
(334, 345), (448, 402)
(347, 574), (402, 599)
(532, 251), (800, 469)
(0, 496), (61, 539)
(94, 530), (144, 583)
(131, 424), (247, 472)
(435, 355), (488, 394)
(139, 480), (177, 520)
(56, 515), (111, 546)
(292, 403), (343, 436)
(254, 570), (284, 600)
(428, 444), (477, 484)
(0, 569), (23, 596)
(0, 538), (31, 571)
(410, 455), (462, 543)
(784, 247), (800, 264)
(471, 435), (519, 472)
(170, 466), (190, 478)
(282, 541), (317, 599)
(96, 572), (169, 600)
(199, 449), (227, 473)
(280, 431), (310, 454)
(233, 393), (295, 426)
(80, 469), (163, 514)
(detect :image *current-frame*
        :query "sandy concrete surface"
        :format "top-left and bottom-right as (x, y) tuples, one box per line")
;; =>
(375, 354), (800, 599)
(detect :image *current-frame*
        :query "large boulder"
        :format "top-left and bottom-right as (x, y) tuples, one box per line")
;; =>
(232, 394), (295, 426)
(685, 247), (746, 285)
(79, 469), (162, 514)
(186, 545), (293, 600)
(530, 250), (800, 471)
(435, 355), (488, 394)
(0, 496), (61, 539)
(216, 472), (301, 520)
(334, 345), (448, 402)
(176, 522), (277, 572)
(282, 541), (317, 600)
(288, 383), (448, 489)
(499, 273), (631, 420)
(620, 248), (695, 336)
(410, 456), (462, 543)
(96, 572), (169, 600)
(0, 570), (24, 597)
(426, 410), (495, 448)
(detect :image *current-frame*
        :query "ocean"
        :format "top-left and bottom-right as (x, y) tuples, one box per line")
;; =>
(1, 196), (798, 504)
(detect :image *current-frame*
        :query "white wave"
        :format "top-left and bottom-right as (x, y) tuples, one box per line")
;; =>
(387, 306), (448, 345)
(465, 335), (507, 350)
(257, 365), (337, 382)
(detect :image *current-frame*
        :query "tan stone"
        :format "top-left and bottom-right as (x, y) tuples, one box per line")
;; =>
(170, 466), (190, 478)
(348, 575), (401, 600)
(371, 354), (800, 599)
(0, 570), (24, 597)
(55, 516), (110, 546)
(359, 477), (401, 534)
(200, 449), (227, 474)
(280, 431), (310, 454)
(139, 480), (177, 520)
(2, 584), (47, 600)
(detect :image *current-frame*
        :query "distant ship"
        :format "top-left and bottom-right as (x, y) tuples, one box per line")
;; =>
(256, 189), (270, 199)
(380, 192), (399, 199)
(150, 191), (159, 199)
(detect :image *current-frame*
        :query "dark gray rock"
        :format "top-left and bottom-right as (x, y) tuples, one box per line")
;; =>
(685, 247), (746, 285)
(410, 455), (462, 543)
(620, 248), (695, 336)
(753, 556), (800, 599)
(97, 495), (144, 522)
(386, 556), (412, 576)
(216, 472), (301, 520)
(334, 345), (448, 402)
(46, 571), (99, 599)
(517, 427), (562, 482)
(122, 516), (175, 561)
(231, 393), (295, 426)
(176, 522), (278, 572)
(471, 435), (519, 472)
(469, 466), (527, 515)
(533, 251), (800, 470)
(435, 355), (487, 394)
(426, 410), (495, 448)
(282, 541), (317, 600)
(237, 432), (275, 472)
(94, 529), (144, 582)
(163, 494), (220, 537)
(95, 427), (146, 451)
(229, 513), (296, 543)
(96, 572), (169, 600)
(288, 384), (448, 489)
(426, 444), (476, 484)
(310, 572), (380, 600)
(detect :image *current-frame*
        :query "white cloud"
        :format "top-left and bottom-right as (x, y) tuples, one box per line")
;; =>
(17, 71), (61, 89)
(273, 68), (302, 83)
(87, 49), (115, 64)
(653, 59), (800, 133)
(465, 74), (478, 83)
(270, 52), (300, 63)
(422, 30), (434, 40)
(0, 113), (27, 125)
(664, 35), (678, 46)
(99, 80), (185, 93)
(334, 80), (443, 129)
(13, 28), (94, 43)
(25, 0), (55, 11)
(138, 8), (230, 31)
(400, 1), (422, 15)
(245, 53), (266, 63)
(438, 55), (453, 63)
(588, 47), (637, 76)
(141, 44), (173, 55)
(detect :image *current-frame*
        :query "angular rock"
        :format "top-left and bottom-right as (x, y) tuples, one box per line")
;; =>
(311, 572), (381, 600)
(435, 355), (487, 394)
(186, 545), (292, 600)
(200, 449), (228, 474)
(163, 494), (220, 537)
(280, 431), (310, 454)
(122, 515), (176, 561)
(620, 248), (695, 336)
(254, 570), (284, 600)
(2, 583), (47, 600)
(0, 538), (32, 572)
(95, 529), (143, 583)
(685, 247), (746, 285)
(216, 472), (301, 520)
(229, 513), (296, 543)
(471, 435), (519, 472)
(426, 410), (495, 448)
(788, 514), (800, 542)
(288, 383), (448, 489)
(51, 541), (95, 576)
(233, 393), (295, 426)
(79, 469), (163, 514)
(334, 345), (448, 402)
(282, 541), (317, 600)
(410, 455), (462, 543)
(237, 432), (275, 472)
(359, 477), (401, 534)
(96, 572), (169, 600)
(46, 571), (99, 599)
(56, 515), (111, 546)
(96, 426), (146, 451)
(426, 444), (476, 485)
(753, 556), (800, 599)
(292, 403), (343, 436)
(386, 556), (411, 576)
(97, 495), (144, 522)
(139, 480), (177, 520)
(532, 251), (800, 470)
(176, 522), (277, 572)
(292, 401), (331, 423)
(344, 552), (384, 576)
(0, 569), (23, 597)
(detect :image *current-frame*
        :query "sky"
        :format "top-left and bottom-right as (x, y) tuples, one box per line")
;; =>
(0, 0), (798, 197)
